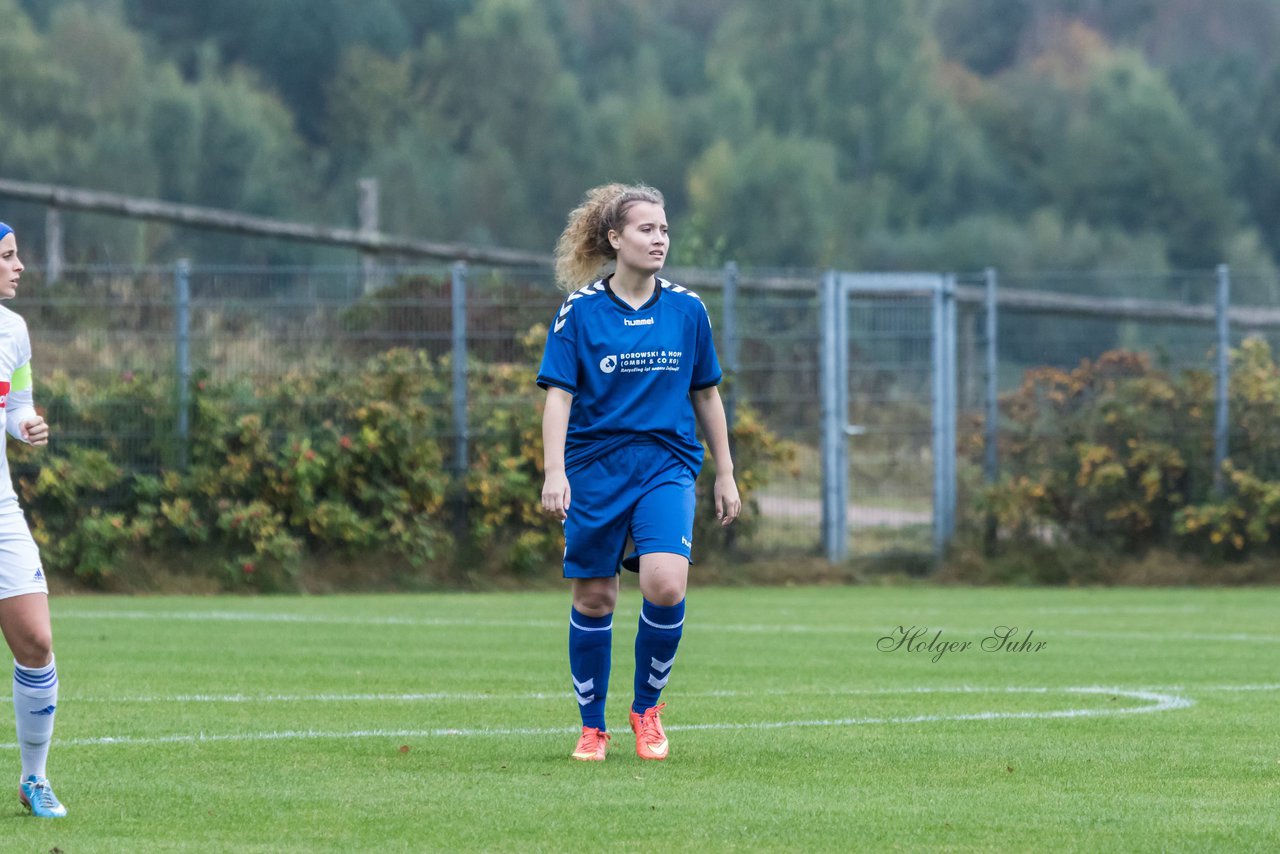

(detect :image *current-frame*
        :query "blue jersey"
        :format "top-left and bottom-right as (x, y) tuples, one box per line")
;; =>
(537, 276), (722, 476)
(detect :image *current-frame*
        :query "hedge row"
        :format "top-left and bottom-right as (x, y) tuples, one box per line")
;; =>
(15, 345), (793, 591)
(971, 337), (1280, 565)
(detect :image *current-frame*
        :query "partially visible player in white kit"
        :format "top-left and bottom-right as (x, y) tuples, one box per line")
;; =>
(0, 222), (66, 818)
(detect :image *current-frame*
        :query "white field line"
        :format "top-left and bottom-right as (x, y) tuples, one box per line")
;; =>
(71, 691), (568, 703)
(734, 624), (1280, 644)
(53, 610), (563, 629)
(50, 609), (1280, 643)
(707, 625), (1280, 644)
(1049, 628), (1280, 643)
(904, 626), (1280, 644)
(66, 683), (1268, 704)
(0, 686), (1192, 750)
(1021, 606), (1204, 616)
(899, 606), (1206, 617)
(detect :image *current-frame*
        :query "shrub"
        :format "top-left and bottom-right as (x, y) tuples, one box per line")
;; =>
(15, 337), (791, 590)
(17, 445), (135, 584)
(695, 399), (797, 554)
(972, 350), (1203, 552)
(1174, 339), (1280, 558)
(968, 338), (1280, 576)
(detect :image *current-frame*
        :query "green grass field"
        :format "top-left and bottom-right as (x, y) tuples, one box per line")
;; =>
(6, 585), (1278, 852)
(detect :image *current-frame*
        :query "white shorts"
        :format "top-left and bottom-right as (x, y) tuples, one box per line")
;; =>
(0, 510), (46, 600)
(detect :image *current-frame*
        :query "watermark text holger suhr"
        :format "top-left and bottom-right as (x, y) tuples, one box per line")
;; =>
(878, 626), (1047, 663)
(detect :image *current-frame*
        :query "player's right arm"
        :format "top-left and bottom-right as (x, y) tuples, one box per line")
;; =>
(6, 325), (45, 447)
(541, 386), (573, 520)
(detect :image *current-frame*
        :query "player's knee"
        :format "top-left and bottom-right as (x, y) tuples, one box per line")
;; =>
(645, 571), (686, 604)
(645, 580), (686, 607)
(574, 595), (617, 616)
(639, 555), (688, 606)
(12, 631), (52, 669)
(572, 583), (618, 616)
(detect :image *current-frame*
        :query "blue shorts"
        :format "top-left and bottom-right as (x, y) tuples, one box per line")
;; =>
(562, 441), (696, 579)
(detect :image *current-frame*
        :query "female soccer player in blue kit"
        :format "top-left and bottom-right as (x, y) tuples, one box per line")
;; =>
(0, 223), (66, 816)
(538, 184), (741, 761)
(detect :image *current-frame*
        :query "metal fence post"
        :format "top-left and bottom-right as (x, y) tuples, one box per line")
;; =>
(357, 177), (383, 294)
(721, 261), (739, 434)
(944, 275), (957, 548)
(1214, 263), (1231, 497)
(450, 261), (470, 547)
(175, 259), (191, 470)
(932, 275), (958, 557)
(820, 271), (848, 562)
(451, 261), (469, 480)
(721, 262), (740, 552)
(983, 267), (1000, 551)
(983, 268), (999, 485)
(45, 206), (64, 285)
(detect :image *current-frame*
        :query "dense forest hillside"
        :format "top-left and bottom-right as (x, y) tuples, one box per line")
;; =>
(2, 0), (1278, 275)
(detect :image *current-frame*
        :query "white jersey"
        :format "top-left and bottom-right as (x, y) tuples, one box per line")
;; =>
(0, 305), (38, 512)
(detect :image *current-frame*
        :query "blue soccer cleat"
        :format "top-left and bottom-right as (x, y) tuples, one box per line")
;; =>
(19, 775), (67, 818)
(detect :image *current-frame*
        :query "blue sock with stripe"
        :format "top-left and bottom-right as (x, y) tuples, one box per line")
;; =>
(13, 656), (58, 780)
(568, 608), (612, 730)
(633, 599), (684, 714)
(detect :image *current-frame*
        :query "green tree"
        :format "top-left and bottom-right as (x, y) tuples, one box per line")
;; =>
(415, 0), (593, 248)
(0, 1), (317, 263)
(707, 0), (996, 230)
(1002, 27), (1236, 267)
(685, 133), (841, 267)
(1240, 61), (1280, 264)
(934, 0), (1033, 75)
(356, 127), (463, 242)
(323, 45), (416, 162)
(0, 2), (160, 259)
(119, 0), (413, 143)
(0, 0), (1274, 271)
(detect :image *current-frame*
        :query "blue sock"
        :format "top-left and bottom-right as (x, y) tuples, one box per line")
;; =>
(633, 598), (684, 714)
(569, 607), (612, 730)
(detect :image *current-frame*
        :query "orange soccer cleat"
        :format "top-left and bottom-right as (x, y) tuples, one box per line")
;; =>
(571, 726), (610, 761)
(629, 702), (669, 761)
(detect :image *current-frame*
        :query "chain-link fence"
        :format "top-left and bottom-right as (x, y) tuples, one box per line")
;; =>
(14, 262), (1280, 565)
(970, 270), (1234, 507)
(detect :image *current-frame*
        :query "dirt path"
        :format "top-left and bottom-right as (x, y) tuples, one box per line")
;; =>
(756, 494), (931, 529)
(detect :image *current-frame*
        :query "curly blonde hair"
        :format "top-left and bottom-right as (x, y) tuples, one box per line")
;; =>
(553, 183), (665, 292)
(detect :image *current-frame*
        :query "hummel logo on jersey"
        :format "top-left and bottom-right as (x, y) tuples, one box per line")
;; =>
(599, 355), (618, 373)
(30, 705), (55, 716)
(624, 317), (654, 326)
(554, 302), (573, 333)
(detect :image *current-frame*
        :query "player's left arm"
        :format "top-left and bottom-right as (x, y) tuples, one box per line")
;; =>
(6, 362), (48, 447)
(692, 385), (740, 527)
